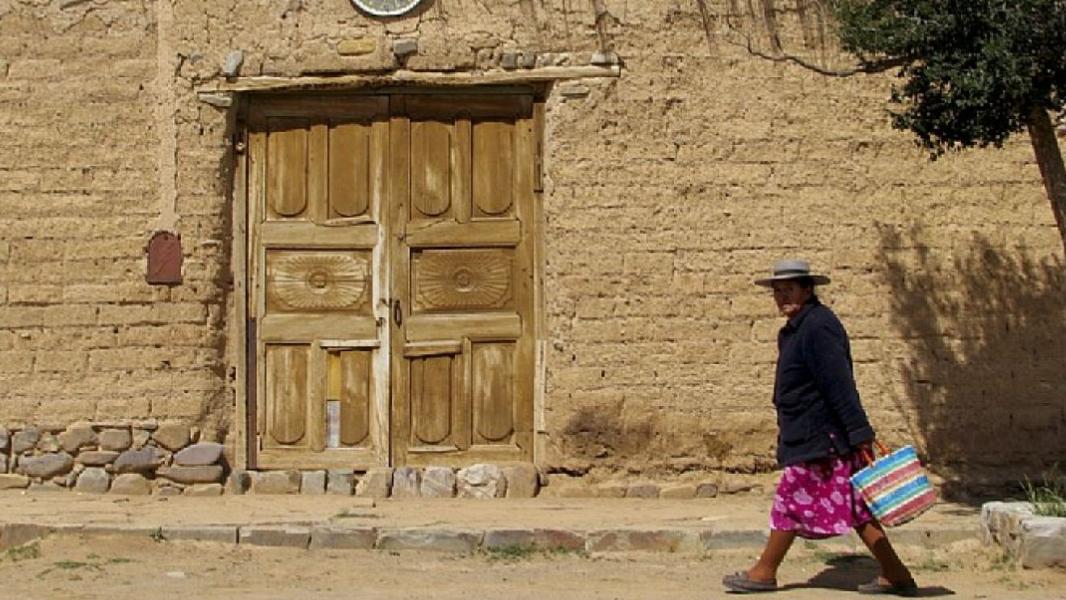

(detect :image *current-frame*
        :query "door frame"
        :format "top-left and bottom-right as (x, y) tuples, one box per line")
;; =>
(232, 86), (548, 471)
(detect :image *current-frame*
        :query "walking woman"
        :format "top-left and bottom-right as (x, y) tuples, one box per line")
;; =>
(722, 260), (917, 596)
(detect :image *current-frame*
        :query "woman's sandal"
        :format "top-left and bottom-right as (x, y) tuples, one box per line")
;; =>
(856, 577), (919, 596)
(722, 571), (779, 593)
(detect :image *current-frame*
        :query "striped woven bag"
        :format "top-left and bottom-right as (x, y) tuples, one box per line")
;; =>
(849, 442), (937, 527)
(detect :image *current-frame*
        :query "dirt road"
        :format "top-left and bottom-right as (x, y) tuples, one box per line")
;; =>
(2, 533), (1064, 600)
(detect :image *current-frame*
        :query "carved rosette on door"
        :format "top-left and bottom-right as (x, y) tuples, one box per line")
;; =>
(245, 93), (537, 469)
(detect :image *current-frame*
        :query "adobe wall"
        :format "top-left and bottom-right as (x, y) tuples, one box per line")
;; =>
(1, 0), (1062, 491)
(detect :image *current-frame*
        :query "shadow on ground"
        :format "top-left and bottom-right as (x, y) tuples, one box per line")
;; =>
(783, 554), (954, 597)
(875, 224), (1066, 499)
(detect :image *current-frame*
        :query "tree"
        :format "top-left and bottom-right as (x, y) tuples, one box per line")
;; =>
(827, 0), (1066, 252)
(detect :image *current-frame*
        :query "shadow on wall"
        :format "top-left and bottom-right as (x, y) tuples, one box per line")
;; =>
(876, 224), (1066, 498)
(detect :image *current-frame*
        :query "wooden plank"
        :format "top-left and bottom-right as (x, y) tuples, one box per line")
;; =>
(234, 116), (250, 470)
(454, 118), (472, 224)
(330, 122), (371, 218)
(405, 220), (520, 248)
(403, 340), (462, 357)
(472, 342), (514, 443)
(457, 337), (472, 451)
(256, 447), (380, 470)
(260, 222), (378, 248)
(260, 314), (377, 341)
(320, 339), (380, 349)
(249, 95), (389, 122)
(533, 102), (545, 193)
(389, 97), (412, 466)
(405, 313), (522, 342)
(340, 350), (371, 446)
(266, 345), (308, 446)
(411, 120), (452, 218)
(308, 123), (328, 224)
(513, 114), (537, 457)
(473, 120), (514, 217)
(369, 118), (391, 467)
(222, 66), (620, 94)
(248, 130), (267, 321)
(413, 355), (453, 445)
(404, 94), (533, 120)
(309, 341), (326, 452)
(267, 122), (308, 218)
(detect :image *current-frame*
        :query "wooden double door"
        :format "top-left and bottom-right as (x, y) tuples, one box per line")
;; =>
(245, 93), (537, 469)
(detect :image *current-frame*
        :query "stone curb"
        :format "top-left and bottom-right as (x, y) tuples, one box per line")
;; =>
(0, 521), (977, 556)
(981, 501), (1066, 568)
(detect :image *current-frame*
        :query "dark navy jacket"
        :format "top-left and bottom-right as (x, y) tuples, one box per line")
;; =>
(774, 297), (875, 466)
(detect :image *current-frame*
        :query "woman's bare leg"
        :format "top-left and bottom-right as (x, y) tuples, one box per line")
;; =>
(746, 529), (797, 582)
(855, 520), (914, 585)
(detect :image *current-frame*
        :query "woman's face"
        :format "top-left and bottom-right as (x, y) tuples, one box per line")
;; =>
(771, 280), (813, 319)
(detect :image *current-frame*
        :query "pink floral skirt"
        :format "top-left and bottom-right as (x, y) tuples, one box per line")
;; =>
(770, 453), (873, 539)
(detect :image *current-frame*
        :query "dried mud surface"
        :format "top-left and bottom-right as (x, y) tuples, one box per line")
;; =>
(1, 534), (1065, 600)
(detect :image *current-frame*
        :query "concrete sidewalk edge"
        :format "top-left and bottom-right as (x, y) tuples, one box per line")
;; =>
(0, 520), (977, 555)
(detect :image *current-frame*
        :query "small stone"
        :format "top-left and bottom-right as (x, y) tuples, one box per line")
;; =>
(392, 38), (418, 57)
(720, 480), (759, 495)
(533, 529), (586, 551)
(301, 471), (327, 495)
(112, 447), (166, 474)
(309, 526), (376, 550)
(695, 482), (719, 498)
(226, 470), (251, 495)
(337, 37), (377, 56)
(110, 473), (151, 495)
(161, 525), (236, 543)
(484, 529), (535, 549)
(156, 485), (184, 497)
(36, 433), (61, 453)
(152, 424), (190, 451)
(185, 483), (224, 497)
(377, 528), (482, 553)
(420, 467), (456, 498)
(560, 83), (591, 98)
(197, 93), (232, 108)
(355, 468), (393, 499)
(500, 463), (539, 498)
(660, 484), (697, 500)
(77, 450), (120, 466)
(133, 419), (159, 431)
(500, 50), (518, 69)
(75, 468), (110, 494)
(189, 427), (201, 443)
(132, 429), (151, 449)
(58, 424), (96, 454)
(98, 429), (132, 452)
(520, 51), (537, 69)
(625, 483), (660, 498)
(391, 467), (420, 498)
(0, 426), (8, 451)
(0, 474), (30, 489)
(173, 442), (223, 466)
(16, 452), (74, 478)
(590, 50), (618, 66)
(156, 465), (223, 484)
(251, 471), (301, 494)
(457, 464), (506, 499)
(12, 427), (40, 454)
(222, 49), (244, 78)
(327, 470), (354, 496)
(30, 481), (65, 492)
(239, 525), (310, 548)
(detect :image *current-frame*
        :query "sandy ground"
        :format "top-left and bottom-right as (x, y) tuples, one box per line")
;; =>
(1, 534), (1064, 600)
(0, 490), (977, 533)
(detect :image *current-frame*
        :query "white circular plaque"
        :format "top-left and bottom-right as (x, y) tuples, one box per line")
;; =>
(352, 0), (424, 17)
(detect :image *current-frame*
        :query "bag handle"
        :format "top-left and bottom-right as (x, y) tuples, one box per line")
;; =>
(859, 439), (890, 465)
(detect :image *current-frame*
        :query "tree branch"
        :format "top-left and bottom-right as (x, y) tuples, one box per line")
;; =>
(735, 36), (911, 76)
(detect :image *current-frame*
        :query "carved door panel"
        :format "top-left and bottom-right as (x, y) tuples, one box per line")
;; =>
(248, 96), (390, 469)
(389, 95), (536, 466)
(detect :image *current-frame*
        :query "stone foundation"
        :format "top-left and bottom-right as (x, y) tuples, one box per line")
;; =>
(0, 423), (750, 499)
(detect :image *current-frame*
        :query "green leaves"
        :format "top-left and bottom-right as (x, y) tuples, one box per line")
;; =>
(829, 0), (1066, 156)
